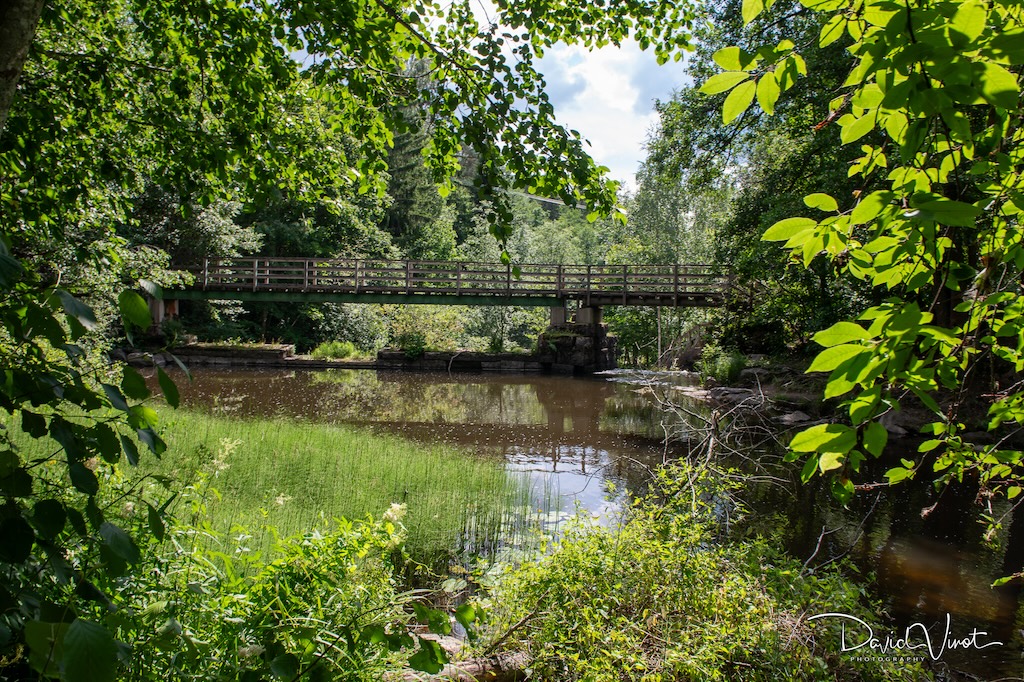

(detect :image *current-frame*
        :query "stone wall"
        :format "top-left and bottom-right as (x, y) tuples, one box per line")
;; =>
(535, 322), (617, 373)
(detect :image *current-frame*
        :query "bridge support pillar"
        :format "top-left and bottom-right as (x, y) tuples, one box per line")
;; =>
(537, 313), (617, 374)
(575, 306), (602, 325)
(147, 297), (178, 331)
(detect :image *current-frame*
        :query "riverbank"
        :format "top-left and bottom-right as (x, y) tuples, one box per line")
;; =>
(118, 321), (619, 374)
(135, 408), (532, 563)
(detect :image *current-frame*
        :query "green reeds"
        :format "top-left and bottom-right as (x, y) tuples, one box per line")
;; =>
(145, 409), (533, 563)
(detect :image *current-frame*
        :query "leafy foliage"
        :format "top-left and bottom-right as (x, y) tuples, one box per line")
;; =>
(704, 0), (1024, 510)
(310, 339), (358, 360)
(483, 463), (923, 680)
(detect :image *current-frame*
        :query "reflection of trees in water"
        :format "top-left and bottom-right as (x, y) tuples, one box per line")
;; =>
(735, 444), (1024, 674)
(175, 366), (1024, 672)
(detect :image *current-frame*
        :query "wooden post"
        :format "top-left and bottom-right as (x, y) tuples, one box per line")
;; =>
(457, 262), (462, 293)
(622, 264), (628, 305)
(252, 258), (258, 291)
(303, 260), (309, 292)
(405, 260), (412, 293)
(202, 258), (209, 290)
(674, 263), (679, 307)
(586, 264), (591, 307)
(506, 262), (511, 295)
(556, 264), (563, 296)
(354, 259), (360, 294)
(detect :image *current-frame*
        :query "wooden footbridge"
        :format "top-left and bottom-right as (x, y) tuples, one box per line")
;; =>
(166, 257), (726, 308)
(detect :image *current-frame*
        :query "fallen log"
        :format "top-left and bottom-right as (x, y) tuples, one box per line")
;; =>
(399, 651), (529, 681)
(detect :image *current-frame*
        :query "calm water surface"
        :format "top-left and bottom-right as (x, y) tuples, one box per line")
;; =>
(173, 368), (1023, 678)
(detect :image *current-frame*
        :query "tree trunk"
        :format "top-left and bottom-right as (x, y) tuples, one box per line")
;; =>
(0, 0), (45, 138)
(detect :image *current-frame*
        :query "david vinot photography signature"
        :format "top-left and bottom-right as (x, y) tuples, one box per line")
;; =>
(809, 612), (1004, 661)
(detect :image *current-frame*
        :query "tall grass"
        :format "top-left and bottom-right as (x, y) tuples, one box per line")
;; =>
(142, 409), (534, 564)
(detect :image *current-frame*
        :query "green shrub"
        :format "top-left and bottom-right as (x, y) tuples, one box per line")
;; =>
(698, 341), (747, 384)
(0, 441), (465, 680)
(395, 330), (427, 359)
(480, 463), (925, 681)
(310, 339), (357, 359)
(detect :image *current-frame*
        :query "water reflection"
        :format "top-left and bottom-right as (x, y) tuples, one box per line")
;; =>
(172, 369), (681, 522)
(171, 367), (1023, 678)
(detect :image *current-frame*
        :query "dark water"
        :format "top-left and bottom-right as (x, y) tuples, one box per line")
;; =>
(170, 368), (1023, 679)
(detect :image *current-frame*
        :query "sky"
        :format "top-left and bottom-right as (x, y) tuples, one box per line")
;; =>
(535, 42), (690, 192)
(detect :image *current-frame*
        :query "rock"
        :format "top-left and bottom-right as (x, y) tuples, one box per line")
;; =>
(777, 411), (812, 425)
(739, 367), (771, 383)
(880, 411), (909, 437)
(108, 348), (128, 363)
(126, 352), (150, 367)
(709, 387), (755, 402)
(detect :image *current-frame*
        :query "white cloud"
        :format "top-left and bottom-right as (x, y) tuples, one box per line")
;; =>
(538, 41), (688, 192)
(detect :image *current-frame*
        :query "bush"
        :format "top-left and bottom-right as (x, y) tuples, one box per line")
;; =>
(698, 341), (746, 384)
(310, 339), (357, 359)
(395, 330), (427, 359)
(0, 440), (461, 680)
(480, 464), (924, 681)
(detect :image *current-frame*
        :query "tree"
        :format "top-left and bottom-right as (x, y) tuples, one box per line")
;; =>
(1, 1), (705, 677)
(704, 0), (1024, 537)
(640, 0), (875, 353)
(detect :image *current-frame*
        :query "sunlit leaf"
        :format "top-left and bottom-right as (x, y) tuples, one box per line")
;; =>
(699, 71), (750, 95)
(723, 79), (756, 124)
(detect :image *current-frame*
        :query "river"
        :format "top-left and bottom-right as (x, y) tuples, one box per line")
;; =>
(171, 367), (1023, 679)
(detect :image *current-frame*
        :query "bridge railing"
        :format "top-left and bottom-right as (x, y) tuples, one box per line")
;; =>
(193, 258), (725, 303)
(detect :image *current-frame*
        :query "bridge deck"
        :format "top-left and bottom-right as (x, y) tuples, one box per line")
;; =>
(170, 258), (725, 307)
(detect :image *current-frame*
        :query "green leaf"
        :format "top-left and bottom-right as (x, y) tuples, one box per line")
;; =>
(99, 522), (141, 564)
(713, 47), (755, 71)
(64, 619), (119, 682)
(863, 421), (888, 457)
(139, 279), (163, 300)
(0, 466), (32, 497)
(120, 435), (140, 466)
(839, 113), (876, 144)
(101, 384), (130, 412)
(157, 367), (179, 408)
(790, 423), (857, 453)
(454, 603), (477, 630)
(849, 386), (881, 424)
(270, 653), (300, 679)
(137, 428), (166, 457)
(807, 344), (868, 372)
(118, 291), (152, 330)
(32, 500), (66, 540)
(723, 79), (756, 124)
(25, 620), (69, 677)
(121, 367), (150, 401)
(974, 61), (1019, 109)
(0, 516), (35, 563)
(751, 75), (778, 116)
(851, 191), (894, 224)
(54, 290), (97, 331)
(813, 322), (871, 347)
(916, 199), (981, 227)
(699, 71), (750, 95)
(803, 193), (838, 212)
(69, 463), (99, 496)
(408, 638), (448, 674)
(950, 0), (987, 43)
(800, 453), (821, 483)
(147, 503), (165, 543)
(819, 451), (845, 473)
(0, 253), (25, 288)
(762, 217), (816, 241)
(22, 410), (47, 438)
(742, 0), (764, 24)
